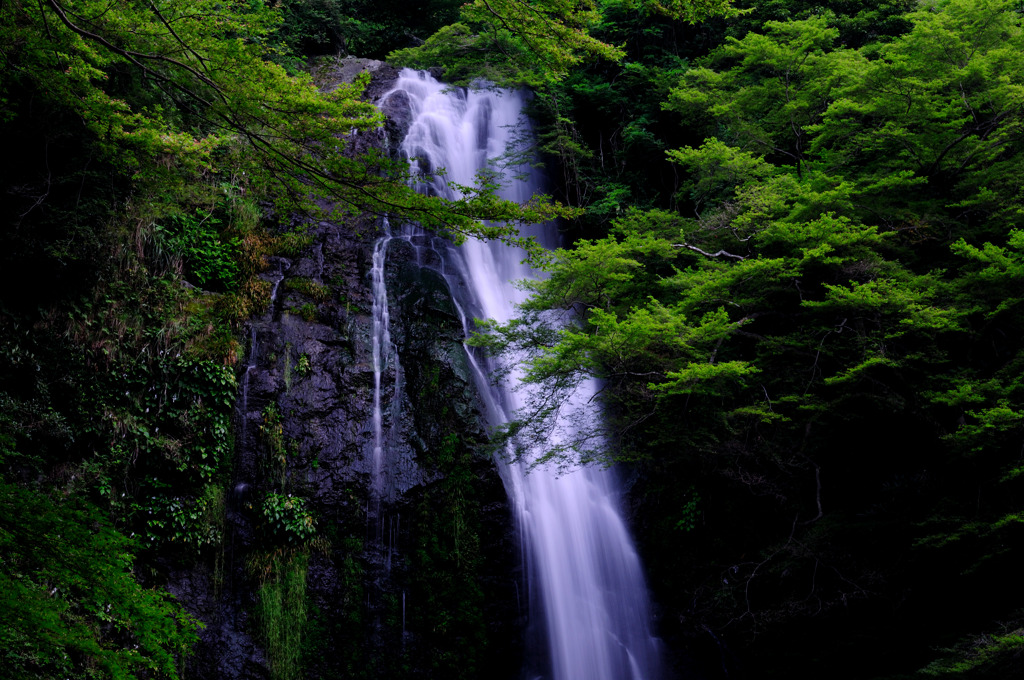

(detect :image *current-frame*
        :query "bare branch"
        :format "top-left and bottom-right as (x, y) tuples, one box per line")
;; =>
(674, 243), (747, 260)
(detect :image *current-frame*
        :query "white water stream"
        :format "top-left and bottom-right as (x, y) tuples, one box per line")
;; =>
(370, 215), (396, 498)
(380, 70), (663, 680)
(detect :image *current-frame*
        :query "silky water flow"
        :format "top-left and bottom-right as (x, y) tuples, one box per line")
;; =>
(378, 69), (664, 680)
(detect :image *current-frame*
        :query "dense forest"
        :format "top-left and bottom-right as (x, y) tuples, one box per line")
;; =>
(2, 1), (1023, 679)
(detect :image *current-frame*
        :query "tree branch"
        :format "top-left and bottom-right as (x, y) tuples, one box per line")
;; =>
(674, 243), (747, 260)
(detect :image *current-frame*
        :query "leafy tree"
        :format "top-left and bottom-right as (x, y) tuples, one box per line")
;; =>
(726, 0), (915, 47)
(389, 0), (739, 86)
(810, 0), (1024, 242)
(0, 0), (569, 242)
(389, 0), (626, 86)
(472, 1), (1024, 674)
(665, 16), (859, 177)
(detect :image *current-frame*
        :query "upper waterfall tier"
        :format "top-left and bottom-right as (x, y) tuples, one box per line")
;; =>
(381, 69), (665, 680)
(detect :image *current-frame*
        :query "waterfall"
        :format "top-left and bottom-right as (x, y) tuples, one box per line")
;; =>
(370, 215), (395, 498)
(368, 215), (407, 574)
(381, 70), (664, 680)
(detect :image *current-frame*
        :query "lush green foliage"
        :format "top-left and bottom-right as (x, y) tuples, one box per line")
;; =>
(0, 481), (200, 679)
(1, 0), (573, 248)
(389, 0), (738, 86)
(469, 0), (1024, 676)
(389, 0), (625, 86)
(157, 210), (241, 292)
(4, 0), (1024, 677)
(261, 493), (318, 546)
(249, 399), (320, 680)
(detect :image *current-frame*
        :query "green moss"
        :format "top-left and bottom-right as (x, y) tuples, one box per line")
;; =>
(291, 303), (318, 323)
(285, 277), (329, 303)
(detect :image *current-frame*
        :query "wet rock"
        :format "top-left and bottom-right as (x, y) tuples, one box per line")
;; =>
(173, 61), (521, 680)
(312, 56), (396, 94)
(379, 88), (413, 151)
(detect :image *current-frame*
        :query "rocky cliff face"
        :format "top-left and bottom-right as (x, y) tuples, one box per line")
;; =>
(169, 60), (522, 680)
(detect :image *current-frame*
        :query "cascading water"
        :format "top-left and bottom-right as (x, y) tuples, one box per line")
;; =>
(370, 215), (396, 498)
(381, 70), (664, 680)
(367, 215), (407, 579)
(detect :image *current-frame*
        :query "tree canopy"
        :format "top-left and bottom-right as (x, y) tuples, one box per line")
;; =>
(1, 0), (572, 239)
(389, 0), (737, 86)
(465, 0), (1024, 675)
